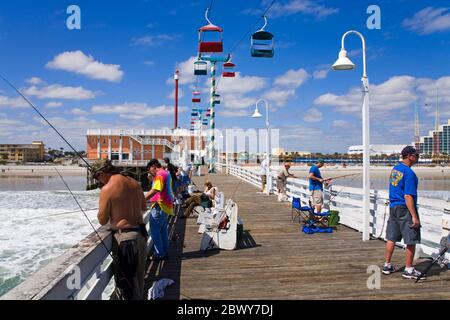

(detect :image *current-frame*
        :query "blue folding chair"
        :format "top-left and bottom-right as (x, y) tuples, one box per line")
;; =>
(291, 197), (313, 223)
(292, 197), (339, 228)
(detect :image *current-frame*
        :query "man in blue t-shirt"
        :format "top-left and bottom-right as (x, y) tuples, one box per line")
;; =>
(383, 146), (422, 280)
(309, 159), (327, 213)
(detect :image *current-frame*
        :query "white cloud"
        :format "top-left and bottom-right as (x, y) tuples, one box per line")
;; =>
(274, 68), (309, 88)
(332, 120), (350, 128)
(0, 95), (29, 108)
(71, 108), (90, 116)
(26, 77), (45, 85)
(45, 101), (63, 108)
(219, 109), (250, 118)
(219, 73), (268, 95)
(0, 115), (25, 126)
(303, 108), (323, 122)
(314, 76), (418, 116)
(262, 68), (310, 107)
(403, 7), (450, 35)
(222, 95), (258, 110)
(24, 84), (96, 100)
(131, 34), (179, 47)
(91, 103), (187, 119)
(46, 51), (124, 82)
(313, 68), (330, 80)
(144, 60), (155, 66)
(263, 88), (296, 107)
(249, 0), (339, 19)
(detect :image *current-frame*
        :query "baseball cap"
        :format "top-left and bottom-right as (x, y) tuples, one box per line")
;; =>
(317, 158), (325, 164)
(401, 146), (419, 158)
(91, 159), (116, 179)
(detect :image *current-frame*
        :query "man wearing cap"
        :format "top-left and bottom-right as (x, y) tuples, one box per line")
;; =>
(277, 162), (296, 201)
(383, 146), (423, 280)
(94, 159), (148, 300)
(308, 159), (326, 213)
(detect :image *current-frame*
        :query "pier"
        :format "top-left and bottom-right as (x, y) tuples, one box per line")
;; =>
(3, 166), (450, 300)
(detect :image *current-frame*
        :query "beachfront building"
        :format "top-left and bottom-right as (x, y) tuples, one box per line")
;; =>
(0, 141), (45, 163)
(86, 129), (207, 164)
(347, 144), (405, 156)
(417, 119), (450, 156)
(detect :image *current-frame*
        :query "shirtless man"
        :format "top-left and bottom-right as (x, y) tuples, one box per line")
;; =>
(94, 160), (148, 300)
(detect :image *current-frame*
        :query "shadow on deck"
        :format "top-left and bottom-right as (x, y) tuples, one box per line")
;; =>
(144, 173), (450, 300)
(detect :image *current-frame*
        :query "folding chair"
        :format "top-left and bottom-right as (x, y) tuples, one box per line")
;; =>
(291, 197), (314, 223)
(292, 197), (340, 228)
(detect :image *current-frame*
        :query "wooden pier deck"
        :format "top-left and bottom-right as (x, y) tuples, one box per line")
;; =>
(144, 173), (450, 300)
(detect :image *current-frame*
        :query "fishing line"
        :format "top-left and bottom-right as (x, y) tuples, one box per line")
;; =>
(54, 168), (134, 291)
(29, 208), (99, 220)
(0, 74), (91, 169)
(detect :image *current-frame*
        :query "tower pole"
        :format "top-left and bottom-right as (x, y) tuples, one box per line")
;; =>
(174, 70), (179, 129)
(209, 61), (217, 173)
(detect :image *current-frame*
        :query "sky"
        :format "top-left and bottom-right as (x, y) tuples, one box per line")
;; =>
(0, 0), (449, 153)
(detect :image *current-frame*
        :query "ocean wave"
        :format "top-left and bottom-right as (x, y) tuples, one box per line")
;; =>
(0, 190), (100, 297)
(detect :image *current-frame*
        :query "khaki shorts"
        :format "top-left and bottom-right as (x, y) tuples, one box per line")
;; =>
(310, 190), (324, 206)
(276, 177), (286, 192)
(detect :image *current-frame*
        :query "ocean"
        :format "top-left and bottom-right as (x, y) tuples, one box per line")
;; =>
(0, 175), (99, 297)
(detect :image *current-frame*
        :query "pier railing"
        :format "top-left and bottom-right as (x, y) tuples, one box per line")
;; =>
(2, 213), (155, 300)
(224, 164), (450, 259)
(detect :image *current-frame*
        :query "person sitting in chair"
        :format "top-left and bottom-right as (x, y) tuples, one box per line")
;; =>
(182, 181), (218, 218)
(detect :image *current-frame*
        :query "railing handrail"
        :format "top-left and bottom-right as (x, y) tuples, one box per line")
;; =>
(222, 164), (449, 259)
(2, 213), (153, 300)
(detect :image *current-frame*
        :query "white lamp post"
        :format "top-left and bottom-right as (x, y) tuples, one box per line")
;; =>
(332, 30), (371, 241)
(252, 99), (271, 195)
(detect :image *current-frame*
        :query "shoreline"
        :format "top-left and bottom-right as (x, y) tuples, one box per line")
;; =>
(246, 164), (450, 179)
(0, 165), (87, 177)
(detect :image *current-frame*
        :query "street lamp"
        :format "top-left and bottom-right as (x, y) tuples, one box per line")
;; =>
(252, 98), (271, 195)
(332, 30), (371, 241)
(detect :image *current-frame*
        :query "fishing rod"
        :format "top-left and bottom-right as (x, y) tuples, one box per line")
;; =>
(0, 73), (136, 294)
(323, 172), (362, 181)
(0, 74), (91, 169)
(54, 168), (134, 291)
(416, 234), (450, 283)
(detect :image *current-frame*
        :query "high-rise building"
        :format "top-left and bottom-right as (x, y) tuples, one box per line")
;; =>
(418, 119), (450, 155)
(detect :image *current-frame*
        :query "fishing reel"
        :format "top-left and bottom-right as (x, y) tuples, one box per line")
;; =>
(437, 234), (450, 268)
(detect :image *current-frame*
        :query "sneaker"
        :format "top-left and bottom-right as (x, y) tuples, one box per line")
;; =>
(402, 268), (426, 280)
(382, 264), (399, 275)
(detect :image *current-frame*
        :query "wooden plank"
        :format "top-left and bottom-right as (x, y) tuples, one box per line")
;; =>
(143, 172), (450, 300)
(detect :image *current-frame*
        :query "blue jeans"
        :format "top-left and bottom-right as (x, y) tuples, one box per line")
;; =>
(149, 206), (169, 257)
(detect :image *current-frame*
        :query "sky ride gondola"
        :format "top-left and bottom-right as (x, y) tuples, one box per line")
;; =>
(194, 60), (208, 76)
(222, 61), (236, 78)
(198, 8), (223, 54)
(251, 16), (274, 58)
(192, 91), (201, 103)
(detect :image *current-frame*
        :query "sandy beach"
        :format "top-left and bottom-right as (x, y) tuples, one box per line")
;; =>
(238, 164), (450, 180)
(0, 165), (87, 177)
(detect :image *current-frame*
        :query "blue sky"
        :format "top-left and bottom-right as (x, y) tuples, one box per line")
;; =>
(0, 0), (449, 152)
